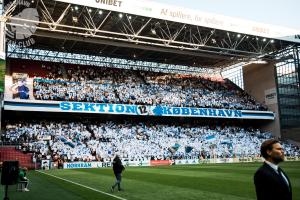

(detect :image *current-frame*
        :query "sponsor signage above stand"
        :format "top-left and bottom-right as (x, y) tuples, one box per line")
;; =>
(55, 0), (300, 43)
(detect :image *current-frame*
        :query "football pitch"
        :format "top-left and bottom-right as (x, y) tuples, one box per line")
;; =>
(2, 162), (300, 200)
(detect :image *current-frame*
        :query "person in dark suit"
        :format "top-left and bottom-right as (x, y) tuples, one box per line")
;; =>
(111, 155), (125, 192)
(254, 139), (292, 200)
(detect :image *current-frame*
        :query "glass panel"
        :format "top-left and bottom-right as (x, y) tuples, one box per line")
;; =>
(276, 47), (300, 129)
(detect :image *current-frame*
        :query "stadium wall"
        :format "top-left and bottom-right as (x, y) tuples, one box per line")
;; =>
(243, 62), (281, 138)
(57, 157), (300, 169)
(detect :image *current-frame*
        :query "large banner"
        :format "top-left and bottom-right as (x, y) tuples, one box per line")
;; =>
(3, 100), (275, 120)
(55, 0), (300, 43)
(4, 73), (31, 99)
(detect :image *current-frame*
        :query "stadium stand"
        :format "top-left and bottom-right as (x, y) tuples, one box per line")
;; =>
(3, 59), (299, 168)
(1, 0), (299, 176)
(0, 147), (35, 169)
(2, 120), (299, 165)
(10, 59), (267, 110)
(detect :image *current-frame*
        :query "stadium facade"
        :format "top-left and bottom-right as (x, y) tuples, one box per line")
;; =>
(0, 0), (300, 143)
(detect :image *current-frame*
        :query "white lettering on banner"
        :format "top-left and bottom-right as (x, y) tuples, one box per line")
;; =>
(60, 102), (139, 114)
(165, 9), (192, 21)
(59, 102), (245, 118)
(3, 99), (275, 120)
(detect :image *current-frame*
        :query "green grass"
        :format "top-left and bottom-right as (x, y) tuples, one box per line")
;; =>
(1, 162), (300, 200)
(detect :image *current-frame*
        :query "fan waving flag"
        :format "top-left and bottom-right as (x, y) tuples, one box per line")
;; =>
(168, 143), (180, 154)
(206, 135), (216, 141)
(185, 146), (193, 153)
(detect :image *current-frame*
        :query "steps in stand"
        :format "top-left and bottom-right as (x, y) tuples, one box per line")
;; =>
(0, 146), (35, 169)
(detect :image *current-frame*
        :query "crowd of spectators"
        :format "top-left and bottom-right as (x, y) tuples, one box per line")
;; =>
(5, 62), (290, 166)
(3, 120), (299, 163)
(29, 65), (267, 110)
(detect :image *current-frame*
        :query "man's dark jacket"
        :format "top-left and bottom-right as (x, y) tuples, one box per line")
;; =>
(113, 157), (125, 174)
(254, 162), (292, 200)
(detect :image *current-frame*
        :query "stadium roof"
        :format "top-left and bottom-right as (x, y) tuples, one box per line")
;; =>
(3, 0), (300, 69)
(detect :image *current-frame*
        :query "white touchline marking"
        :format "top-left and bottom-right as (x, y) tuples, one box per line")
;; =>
(36, 170), (127, 200)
